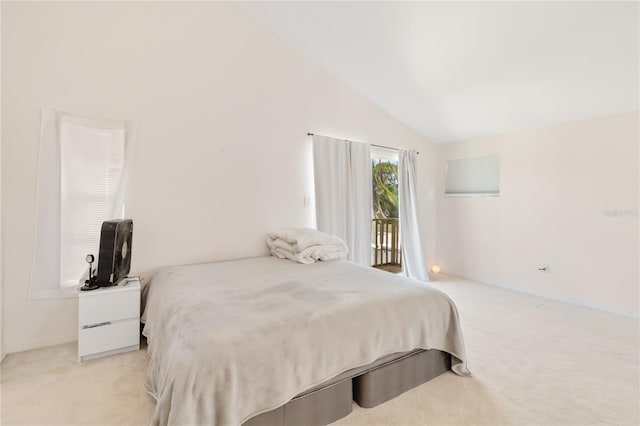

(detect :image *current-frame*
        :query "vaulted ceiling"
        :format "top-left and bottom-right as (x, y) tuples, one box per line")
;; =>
(233, 1), (639, 143)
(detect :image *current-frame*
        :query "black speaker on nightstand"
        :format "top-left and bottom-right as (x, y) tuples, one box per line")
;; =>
(96, 219), (133, 287)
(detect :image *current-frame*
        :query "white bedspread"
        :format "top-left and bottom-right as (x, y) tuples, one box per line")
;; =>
(142, 257), (469, 426)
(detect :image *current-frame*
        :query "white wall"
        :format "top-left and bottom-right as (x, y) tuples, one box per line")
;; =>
(1, 2), (436, 353)
(436, 112), (639, 315)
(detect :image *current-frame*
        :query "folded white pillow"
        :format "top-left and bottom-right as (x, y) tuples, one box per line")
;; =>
(266, 227), (348, 264)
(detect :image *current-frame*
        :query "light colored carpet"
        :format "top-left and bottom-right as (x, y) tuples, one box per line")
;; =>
(1, 275), (638, 425)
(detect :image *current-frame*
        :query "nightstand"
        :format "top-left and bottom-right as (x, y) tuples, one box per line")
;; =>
(78, 277), (141, 362)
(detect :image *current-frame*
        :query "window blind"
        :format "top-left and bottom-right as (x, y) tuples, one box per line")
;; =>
(60, 122), (125, 287)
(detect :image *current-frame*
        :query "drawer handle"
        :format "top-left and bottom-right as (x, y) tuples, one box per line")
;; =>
(82, 321), (112, 329)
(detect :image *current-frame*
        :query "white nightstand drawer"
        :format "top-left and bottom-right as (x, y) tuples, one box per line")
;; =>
(78, 318), (140, 358)
(79, 288), (140, 326)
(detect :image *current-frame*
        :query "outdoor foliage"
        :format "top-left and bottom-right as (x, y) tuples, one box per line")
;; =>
(372, 159), (398, 218)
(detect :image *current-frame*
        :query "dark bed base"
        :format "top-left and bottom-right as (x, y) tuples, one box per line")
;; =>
(243, 349), (451, 426)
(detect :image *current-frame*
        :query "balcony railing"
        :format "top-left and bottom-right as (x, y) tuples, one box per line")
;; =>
(371, 218), (402, 272)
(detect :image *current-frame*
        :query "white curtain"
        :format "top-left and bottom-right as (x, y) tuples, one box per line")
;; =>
(312, 135), (372, 266)
(29, 109), (135, 298)
(398, 150), (428, 281)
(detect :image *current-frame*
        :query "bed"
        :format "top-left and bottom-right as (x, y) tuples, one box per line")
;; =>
(141, 256), (469, 425)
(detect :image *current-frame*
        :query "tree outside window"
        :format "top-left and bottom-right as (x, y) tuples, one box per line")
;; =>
(372, 159), (398, 219)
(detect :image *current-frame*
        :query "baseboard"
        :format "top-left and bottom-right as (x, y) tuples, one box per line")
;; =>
(5, 335), (77, 356)
(442, 273), (640, 319)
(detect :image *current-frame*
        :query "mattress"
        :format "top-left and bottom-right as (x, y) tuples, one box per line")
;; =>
(142, 256), (469, 425)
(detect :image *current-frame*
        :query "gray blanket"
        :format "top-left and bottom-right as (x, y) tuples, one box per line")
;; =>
(142, 257), (469, 425)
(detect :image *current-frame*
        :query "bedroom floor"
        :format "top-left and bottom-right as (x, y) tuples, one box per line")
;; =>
(1, 275), (638, 426)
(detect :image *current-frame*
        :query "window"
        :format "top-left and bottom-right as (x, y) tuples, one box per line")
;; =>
(29, 109), (134, 298)
(444, 155), (500, 196)
(371, 147), (399, 219)
(371, 146), (401, 273)
(60, 121), (126, 287)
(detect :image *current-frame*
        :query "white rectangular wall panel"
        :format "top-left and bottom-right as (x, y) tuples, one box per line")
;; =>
(445, 156), (500, 195)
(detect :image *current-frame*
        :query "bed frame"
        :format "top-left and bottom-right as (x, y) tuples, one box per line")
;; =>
(243, 348), (451, 426)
